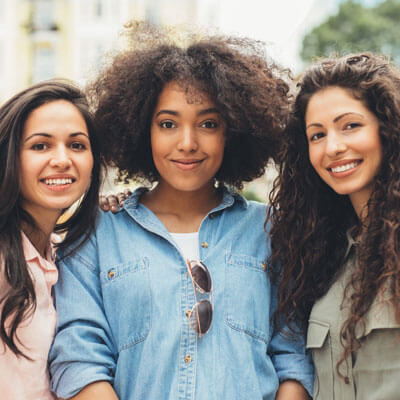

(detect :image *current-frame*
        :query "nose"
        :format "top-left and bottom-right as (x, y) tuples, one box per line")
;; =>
(325, 131), (347, 157)
(177, 125), (198, 152)
(49, 145), (72, 169)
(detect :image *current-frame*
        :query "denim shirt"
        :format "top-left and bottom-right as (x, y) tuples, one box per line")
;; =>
(49, 187), (313, 400)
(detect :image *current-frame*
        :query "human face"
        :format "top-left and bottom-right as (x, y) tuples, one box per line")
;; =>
(305, 86), (382, 215)
(150, 82), (226, 195)
(19, 100), (93, 225)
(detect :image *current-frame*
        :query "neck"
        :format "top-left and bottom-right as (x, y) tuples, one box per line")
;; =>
(349, 189), (371, 222)
(141, 181), (222, 232)
(21, 210), (60, 258)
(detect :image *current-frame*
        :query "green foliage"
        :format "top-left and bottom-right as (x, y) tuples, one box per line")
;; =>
(301, 0), (400, 64)
(241, 189), (263, 203)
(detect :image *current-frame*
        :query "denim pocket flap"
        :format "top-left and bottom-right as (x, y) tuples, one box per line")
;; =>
(100, 258), (147, 284)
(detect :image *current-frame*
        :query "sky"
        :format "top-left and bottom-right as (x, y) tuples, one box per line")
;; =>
(207, 0), (340, 71)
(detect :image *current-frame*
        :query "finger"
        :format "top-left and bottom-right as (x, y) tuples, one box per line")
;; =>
(106, 194), (120, 213)
(99, 194), (110, 211)
(124, 188), (132, 197)
(117, 192), (127, 206)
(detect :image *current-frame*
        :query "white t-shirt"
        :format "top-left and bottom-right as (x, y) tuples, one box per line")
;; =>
(170, 232), (199, 261)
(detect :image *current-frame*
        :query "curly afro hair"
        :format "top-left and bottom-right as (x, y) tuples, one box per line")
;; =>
(88, 21), (291, 189)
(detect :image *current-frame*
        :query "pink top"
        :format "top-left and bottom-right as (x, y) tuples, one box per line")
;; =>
(0, 232), (58, 400)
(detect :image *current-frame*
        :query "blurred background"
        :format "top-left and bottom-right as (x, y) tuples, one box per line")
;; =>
(1, 0), (399, 199)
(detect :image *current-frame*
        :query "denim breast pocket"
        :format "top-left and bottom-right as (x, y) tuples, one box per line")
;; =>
(224, 253), (270, 343)
(100, 257), (151, 352)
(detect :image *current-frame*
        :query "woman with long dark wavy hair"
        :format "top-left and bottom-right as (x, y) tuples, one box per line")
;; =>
(0, 80), (102, 399)
(268, 53), (400, 399)
(49, 22), (313, 400)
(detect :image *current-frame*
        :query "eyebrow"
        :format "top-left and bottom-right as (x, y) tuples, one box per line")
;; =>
(154, 107), (220, 118)
(306, 112), (365, 130)
(24, 132), (89, 142)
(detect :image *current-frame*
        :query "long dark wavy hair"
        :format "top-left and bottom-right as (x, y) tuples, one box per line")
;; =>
(87, 21), (291, 189)
(0, 80), (102, 357)
(268, 53), (400, 379)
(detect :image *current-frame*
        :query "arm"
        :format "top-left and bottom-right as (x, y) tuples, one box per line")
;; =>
(268, 279), (314, 398)
(275, 379), (311, 400)
(49, 235), (117, 399)
(66, 381), (118, 400)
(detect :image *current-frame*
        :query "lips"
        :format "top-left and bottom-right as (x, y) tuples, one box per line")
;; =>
(40, 175), (76, 188)
(327, 160), (362, 175)
(171, 158), (204, 170)
(43, 178), (75, 185)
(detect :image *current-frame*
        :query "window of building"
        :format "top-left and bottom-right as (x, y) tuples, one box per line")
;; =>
(32, 0), (56, 30)
(32, 43), (55, 82)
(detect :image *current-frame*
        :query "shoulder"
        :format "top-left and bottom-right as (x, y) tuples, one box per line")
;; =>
(237, 197), (268, 222)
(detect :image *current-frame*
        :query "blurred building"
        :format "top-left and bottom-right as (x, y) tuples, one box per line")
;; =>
(0, 0), (209, 102)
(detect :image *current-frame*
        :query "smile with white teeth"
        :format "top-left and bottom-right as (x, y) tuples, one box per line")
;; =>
(329, 161), (360, 173)
(43, 178), (74, 186)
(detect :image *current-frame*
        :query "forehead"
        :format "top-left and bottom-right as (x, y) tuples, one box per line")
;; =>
(305, 86), (372, 122)
(155, 81), (216, 108)
(22, 100), (88, 138)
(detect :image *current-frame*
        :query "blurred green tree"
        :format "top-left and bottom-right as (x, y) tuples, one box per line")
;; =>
(301, 0), (400, 64)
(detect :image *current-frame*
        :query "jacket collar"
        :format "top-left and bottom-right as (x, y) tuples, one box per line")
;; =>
(123, 185), (248, 213)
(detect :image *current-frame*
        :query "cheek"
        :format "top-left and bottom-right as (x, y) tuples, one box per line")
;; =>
(150, 132), (165, 161)
(82, 155), (94, 179)
(211, 136), (226, 161)
(308, 146), (319, 171)
(19, 152), (38, 184)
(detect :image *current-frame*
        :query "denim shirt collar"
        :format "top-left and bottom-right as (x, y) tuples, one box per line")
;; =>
(123, 185), (248, 213)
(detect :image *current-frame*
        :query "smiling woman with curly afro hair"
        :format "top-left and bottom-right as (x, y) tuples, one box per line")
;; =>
(49, 20), (314, 400)
(87, 21), (291, 188)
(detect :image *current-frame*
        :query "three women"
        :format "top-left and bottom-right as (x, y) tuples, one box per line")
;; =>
(2, 23), (397, 400)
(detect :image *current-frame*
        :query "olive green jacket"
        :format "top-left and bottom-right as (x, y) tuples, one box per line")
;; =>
(307, 248), (400, 400)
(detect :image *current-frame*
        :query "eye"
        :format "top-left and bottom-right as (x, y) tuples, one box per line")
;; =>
(70, 142), (88, 151)
(31, 143), (48, 151)
(200, 120), (219, 129)
(160, 121), (176, 129)
(344, 122), (361, 130)
(309, 132), (325, 142)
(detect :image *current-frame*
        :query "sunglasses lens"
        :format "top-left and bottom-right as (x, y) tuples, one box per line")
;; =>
(190, 261), (212, 292)
(189, 300), (213, 335)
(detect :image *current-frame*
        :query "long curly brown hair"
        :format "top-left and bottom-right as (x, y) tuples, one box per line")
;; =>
(87, 21), (291, 189)
(268, 53), (400, 378)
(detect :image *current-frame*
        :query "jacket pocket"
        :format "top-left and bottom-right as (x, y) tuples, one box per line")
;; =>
(100, 257), (151, 351)
(224, 253), (270, 343)
(353, 304), (400, 400)
(307, 320), (334, 399)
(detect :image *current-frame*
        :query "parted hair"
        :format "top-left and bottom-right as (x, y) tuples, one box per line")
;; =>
(87, 21), (291, 188)
(0, 79), (102, 357)
(268, 53), (400, 379)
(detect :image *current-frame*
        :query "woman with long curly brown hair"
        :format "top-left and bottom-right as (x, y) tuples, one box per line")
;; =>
(49, 22), (313, 400)
(268, 53), (400, 399)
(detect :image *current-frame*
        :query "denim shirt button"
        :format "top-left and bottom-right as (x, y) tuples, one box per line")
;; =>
(184, 354), (192, 363)
(201, 242), (209, 248)
(259, 262), (267, 271)
(107, 269), (116, 279)
(209, 213), (215, 219)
